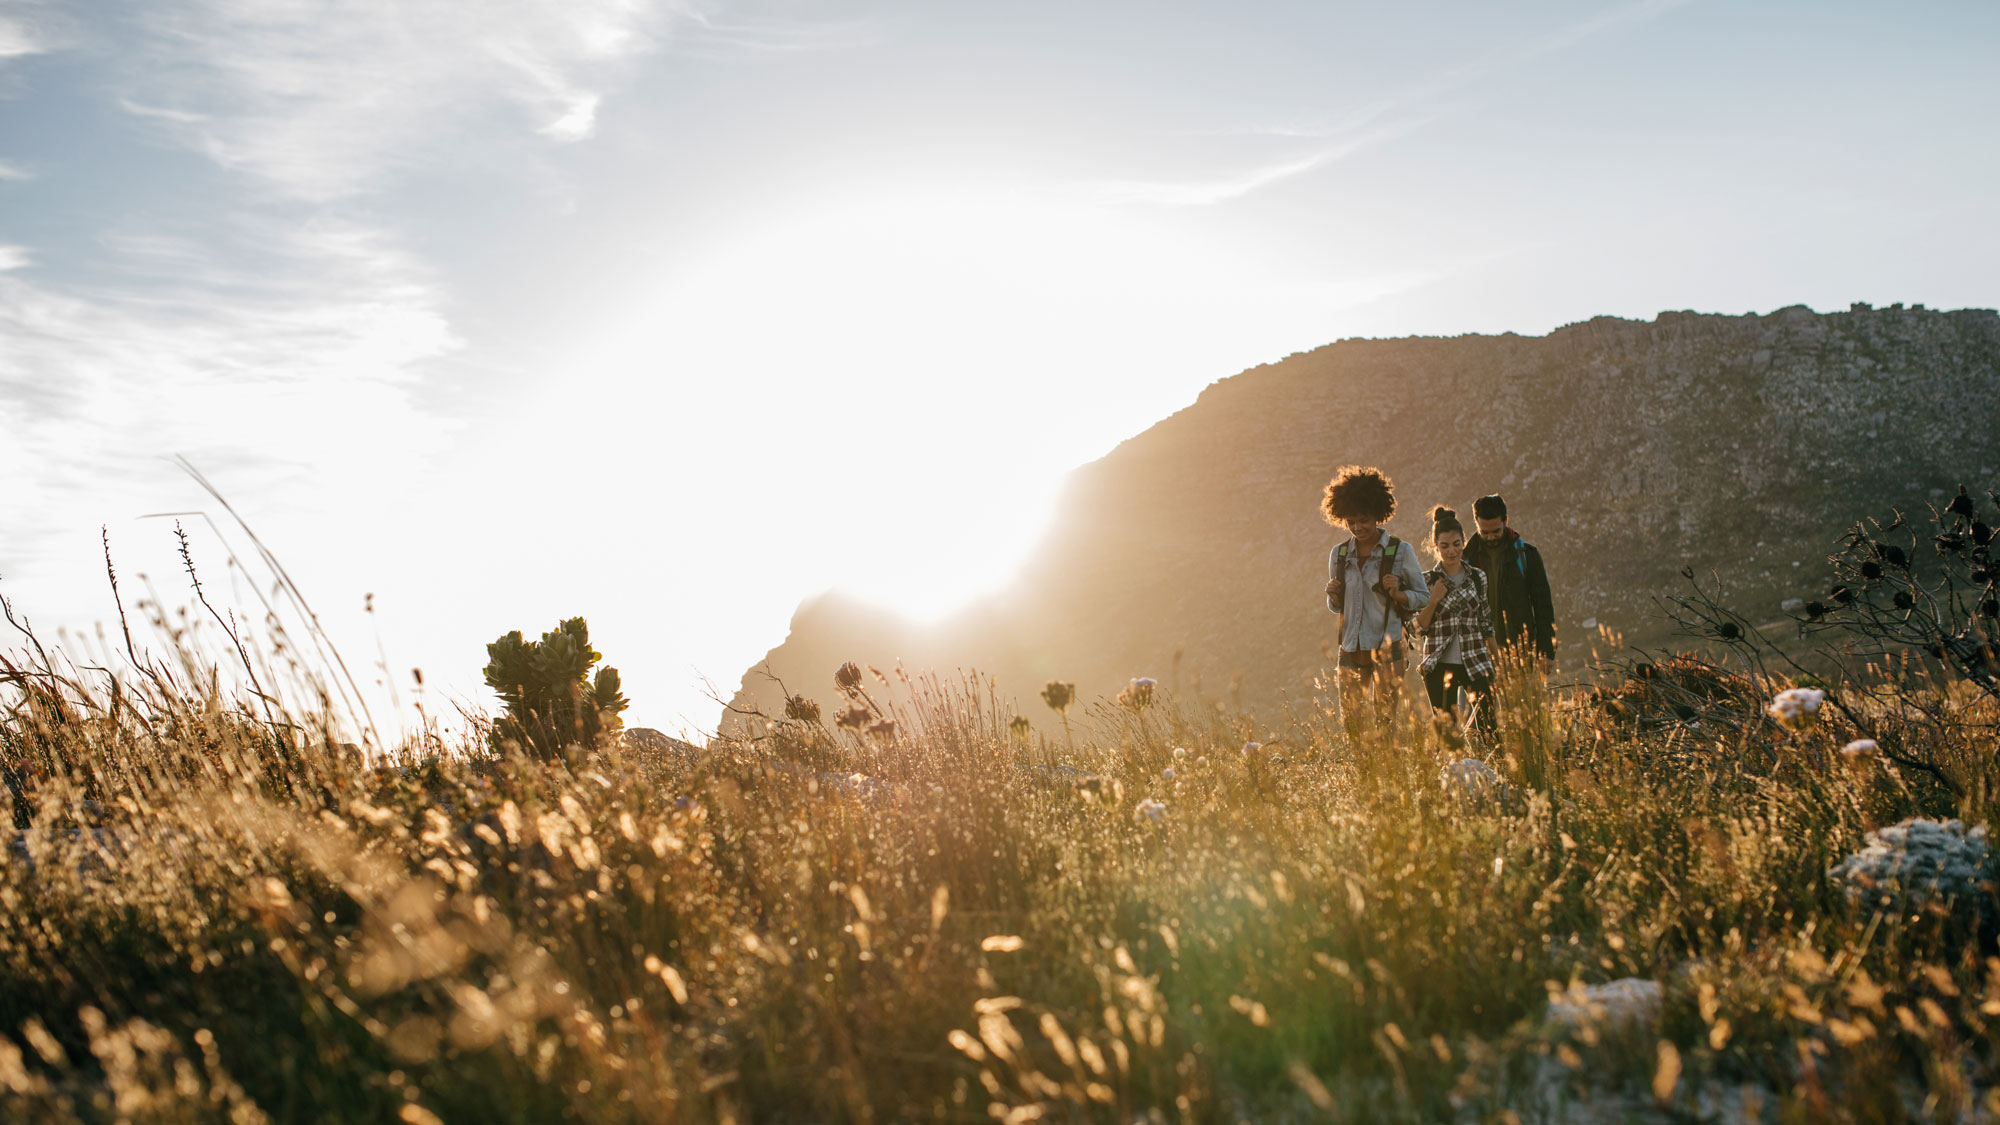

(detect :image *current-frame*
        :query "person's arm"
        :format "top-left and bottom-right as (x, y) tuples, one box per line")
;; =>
(1415, 573), (1447, 631)
(1526, 545), (1556, 658)
(1325, 551), (1344, 615)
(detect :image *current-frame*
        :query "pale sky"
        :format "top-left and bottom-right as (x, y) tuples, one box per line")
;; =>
(4, 0), (1997, 738)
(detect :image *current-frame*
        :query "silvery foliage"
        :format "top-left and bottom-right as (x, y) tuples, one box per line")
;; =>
(1828, 818), (1993, 917)
(1441, 757), (1501, 802)
(1546, 978), (1663, 1032)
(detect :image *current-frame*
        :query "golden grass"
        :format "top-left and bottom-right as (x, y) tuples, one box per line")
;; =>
(5, 628), (2000, 1122)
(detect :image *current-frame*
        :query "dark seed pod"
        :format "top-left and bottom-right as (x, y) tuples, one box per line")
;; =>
(1893, 590), (1914, 610)
(1926, 641), (1946, 658)
(1974, 521), (1994, 546)
(1831, 585), (1856, 605)
(1981, 597), (1998, 619)
(1948, 486), (1976, 519)
(1634, 662), (1657, 679)
(1672, 703), (1696, 720)
(1718, 621), (1743, 640)
(1936, 534), (1966, 554)
(1805, 601), (1826, 619)
(1881, 544), (1909, 569)
(1860, 561), (1884, 581)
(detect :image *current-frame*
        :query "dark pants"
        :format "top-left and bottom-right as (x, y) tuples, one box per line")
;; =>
(1423, 662), (1493, 735)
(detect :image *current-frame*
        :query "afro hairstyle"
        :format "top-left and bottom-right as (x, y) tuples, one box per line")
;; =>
(1321, 465), (1397, 526)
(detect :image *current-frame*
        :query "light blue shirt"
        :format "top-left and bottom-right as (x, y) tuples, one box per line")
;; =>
(1328, 535), (1431, 652)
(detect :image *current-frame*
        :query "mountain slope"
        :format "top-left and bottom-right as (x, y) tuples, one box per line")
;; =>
(726, 303), (2000, 731)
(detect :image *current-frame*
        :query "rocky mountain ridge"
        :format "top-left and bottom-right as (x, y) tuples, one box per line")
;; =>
(726, 303), (2000, 732)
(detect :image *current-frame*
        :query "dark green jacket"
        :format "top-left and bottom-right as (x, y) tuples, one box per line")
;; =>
(1462, 529), (1555, 659)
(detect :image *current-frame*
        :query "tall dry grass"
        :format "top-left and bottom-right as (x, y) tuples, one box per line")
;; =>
(4, 611), (2000, 1121)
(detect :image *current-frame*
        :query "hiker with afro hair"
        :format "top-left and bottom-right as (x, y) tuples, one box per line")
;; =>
(1321, 465), (1429, 743)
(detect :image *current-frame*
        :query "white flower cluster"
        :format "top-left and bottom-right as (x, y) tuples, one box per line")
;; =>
(1766, 686), (1826, 731)
(1133, 798), (1167, 824)
(1828, 818), (1993, 914)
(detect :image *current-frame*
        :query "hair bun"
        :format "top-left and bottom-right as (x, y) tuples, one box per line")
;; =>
(1430, 505), (1457, 523)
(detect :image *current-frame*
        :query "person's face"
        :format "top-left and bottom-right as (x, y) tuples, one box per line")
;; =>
(1343, 517), (1381, 546)
(1436, 529), (1464, 564)
(1476, 515), (1507, 543)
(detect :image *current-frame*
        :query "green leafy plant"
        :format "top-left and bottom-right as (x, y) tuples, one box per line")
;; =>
(482, 617), (628, 762)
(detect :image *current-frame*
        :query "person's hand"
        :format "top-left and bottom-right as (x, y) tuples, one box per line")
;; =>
(1380, 573), (1399, 595)
(1324, 579), (1339, 598)
(1428, 578), (1448, 602)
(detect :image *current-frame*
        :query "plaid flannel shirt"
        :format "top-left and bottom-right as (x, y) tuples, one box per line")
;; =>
(1417, 565), (1495, 681)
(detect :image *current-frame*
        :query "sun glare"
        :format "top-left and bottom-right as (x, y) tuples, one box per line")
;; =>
(559, 186), (1241, 623)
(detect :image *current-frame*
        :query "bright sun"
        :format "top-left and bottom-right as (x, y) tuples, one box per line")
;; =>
(559, 184), (1236, 623)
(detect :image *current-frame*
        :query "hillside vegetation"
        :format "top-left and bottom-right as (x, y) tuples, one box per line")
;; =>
(730, 303), (2000, 731)
(6, 491), (2000, 1121)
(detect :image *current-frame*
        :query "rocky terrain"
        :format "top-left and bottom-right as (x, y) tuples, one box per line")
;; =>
(728, 303), (2000, 731)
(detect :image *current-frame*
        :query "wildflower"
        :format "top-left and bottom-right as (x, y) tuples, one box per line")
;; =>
(784, 695), (821, 723)
(1240, 741), (1262, 756)
(1133, 798), (1167, 823)
(1008, 715), (1032, 741)
(1041, 680), (1075, 713)
(1840, 738), (1878, 762)
(1161, 768), (1175, 780)
(1171, 746), (1187, 759)
(835, 705), (871, 730)
(1766, 687), (1826, 731)
(834, 662), (864, 694)
(1117, 677), (1156, 711)
(1829, 818), (1992, 916)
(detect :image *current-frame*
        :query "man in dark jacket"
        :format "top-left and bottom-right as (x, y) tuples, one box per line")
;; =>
(1462, 494), (1556, 675)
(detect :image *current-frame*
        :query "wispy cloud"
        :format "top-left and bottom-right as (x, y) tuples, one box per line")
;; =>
(114, 0), (681, 201)
(0, 218), (458, 568)
(0, 243), (28, 270)
(1088, 124), (1416, 206)
(0, 6), (55, 61)
(1096, 0), (1696, 208)
(671, 10), (879, 58)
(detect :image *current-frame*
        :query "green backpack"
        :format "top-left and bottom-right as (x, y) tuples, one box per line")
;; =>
(1330, 535), (1413, 622)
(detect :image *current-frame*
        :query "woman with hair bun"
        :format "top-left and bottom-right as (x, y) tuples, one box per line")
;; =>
(1413, 505), (1496, 737)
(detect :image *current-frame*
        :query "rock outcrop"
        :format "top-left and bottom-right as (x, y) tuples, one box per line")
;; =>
(727, 304), (2000, 731)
